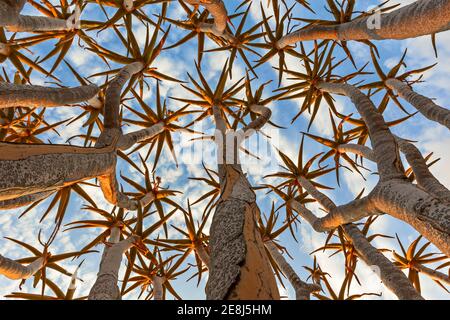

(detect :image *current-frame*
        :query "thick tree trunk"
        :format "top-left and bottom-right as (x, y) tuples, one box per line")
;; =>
(0, 143), (115, 202)
(0, 254), (45, 280)
(88, 227), (139, 300)
(0, 83), (99, 109)
(290, 199), (424, 300)
(265, 240), (319, 300)
(386, 79), (450, 130)
(206, 104), (279, 300)
(277, 0), (450, 48)
(206, 164), (280, 300)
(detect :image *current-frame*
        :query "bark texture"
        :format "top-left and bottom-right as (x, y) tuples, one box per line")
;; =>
(0, 1), (80, 32)
(386, 79), (450, 130)
(290, 197), (424, 300)
(277, 0), (450, 48)
(0, 83), (99, 109)
(317, 82), (450, 257)
(206, 164), (280, 300)
(395, 136), (450, 203)
(88, 228), (139, 300)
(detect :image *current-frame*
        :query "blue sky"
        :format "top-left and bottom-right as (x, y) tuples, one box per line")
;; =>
(0, 0), (449, 300)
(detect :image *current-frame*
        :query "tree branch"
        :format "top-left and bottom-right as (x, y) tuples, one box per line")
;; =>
(0, 83), (99, 109)
(317, 82), (405, 181)
(277, 0), (450, 48)
(0, 254), (45, 280)
(395, 136), (450, 203)
(386, 78), (450, 130)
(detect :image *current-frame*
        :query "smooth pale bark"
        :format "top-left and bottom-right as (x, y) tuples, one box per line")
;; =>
(277, 0), (450, 48)
(240, 104), (272, 138)
(206, 105), (280, 300)
(317, 82), (405, 181)
(412, 263), (450, 286)
(395, 136), (450, 203)
(297, 176), (380, 231)
(88, 227), (139, 300)
(65, 263), (82, 300)
(265, 240), (320, 300)
(289, 199), (424, 300)
(316, 82), (450, 257)
(123, 0), (134, 12)
(184, 0), (234, 41)
(386, 79), (450, 130)
(152, 276), (165, 300)
(0, 83), (99, 109)
(194, 244), (210, 268)
(1, 2), (81, 32)
(337, 144), (376, 162)
(95, 62), (160, 210)
(0, 254), (45, 280)
(117, 122), (165, 151)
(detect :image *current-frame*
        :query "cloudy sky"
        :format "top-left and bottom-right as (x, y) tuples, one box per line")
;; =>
(0, 0), (449, 300)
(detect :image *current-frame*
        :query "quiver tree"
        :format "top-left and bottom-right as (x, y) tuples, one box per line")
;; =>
(385, 79), (450, 130)
(277, 0), (450, 48)
(306, 82), (450, 257)
(205, 101), (280, 299)
(0, 62), (171, 211)
(0, 1), (81, 32)
(88, 226), (141, 300)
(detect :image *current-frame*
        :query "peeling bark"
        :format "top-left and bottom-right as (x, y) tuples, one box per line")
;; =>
(88, 227), (139, 300)
(277, 0), (450, 48)
(0, 254), (45, 280)
(206, 164), (280, 300)
(0, 83), (99, 109)
(386, 79), (450, 130)
(265, 240), (320, 300)
(206, 100), (280, 300)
